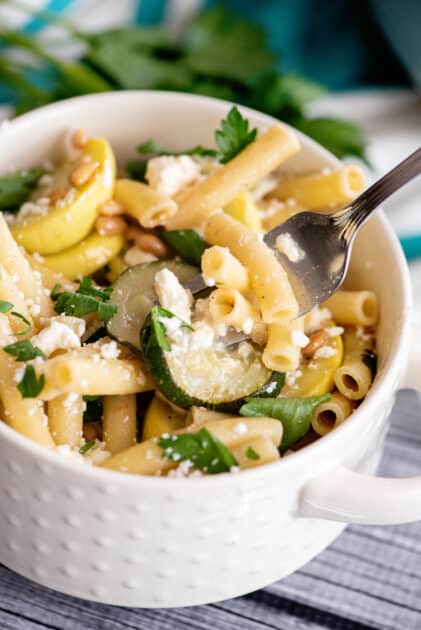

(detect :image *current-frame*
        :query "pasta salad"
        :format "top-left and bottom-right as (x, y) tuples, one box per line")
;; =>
(0, 107), (378, 477)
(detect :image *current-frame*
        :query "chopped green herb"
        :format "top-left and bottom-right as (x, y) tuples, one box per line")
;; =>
(79, 439), (96, 455)
(0, 300), (13, 313)
(51, 277), (117, 322)
(160, 229), (209, 266)
(132, 107), (255, 171)
(246, 446), (260, 460)
(159, 427), (237, 474)
(362, 349), (377, 378)
(147, 305), (193, 353)
(17, 365), (45, 398)
(215, 106), (257, 163)
(124, 157), (148, 182)
(240, 394), (331, 451)
(137, 139), (218, 159)
(0, 168), (46, 212)
(3, 339), (45, 361)
(11, 311), (32, 336)
(77, 276), (113, 300)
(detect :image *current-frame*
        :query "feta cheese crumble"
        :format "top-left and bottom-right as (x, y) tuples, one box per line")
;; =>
(275, 232), (305, 263)
(146, 155), (201, 197)
(313, 346), (337, 359)
(31, 317), (85, 357)
(291, 330), (310, 348)
(154, 268), (192, 323)
(100, 340), (120, 360)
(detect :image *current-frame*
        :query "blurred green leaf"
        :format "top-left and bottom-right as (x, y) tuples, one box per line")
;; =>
(293, 116), (367, 162)
(184, 6), (274, 82)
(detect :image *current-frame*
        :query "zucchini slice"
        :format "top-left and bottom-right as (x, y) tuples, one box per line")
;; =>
(140, 312), (284, 412)
(107, 260), (197, 350)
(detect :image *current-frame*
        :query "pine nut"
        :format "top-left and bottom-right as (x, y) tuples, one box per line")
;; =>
(126, 226), (145, 242)
(48, 186), (68, 203)
(71, 128), (88, 149)
(83, 422), (101, 442)
(69, 161), (98, 187)
(95, 215), (127, 236)
(302, 329), (329, 358)
(98, 199), (125, 216)
(135, 232), (169, 258)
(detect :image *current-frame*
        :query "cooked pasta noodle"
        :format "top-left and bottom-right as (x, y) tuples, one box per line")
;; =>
(166, 124), (300, 229)
(204, 212), (298, 322)
(101, 417), (283, 474)
(311, 392), (353, 436)
(231, 436), (280, 468)
(209, 287), (260, 333)
(272, 164), (366, 210)
(40, 355), (153, 400)
(48, 393), (84, 447)
(0, 315), (54, 448)
(262, 318), (304, 372)
(103, 394), (137, 454)
(334, 350), (373, 400)
(324, 290), (379, 326)
(201, 246), (249, 292)
(114, 179), (178, 228)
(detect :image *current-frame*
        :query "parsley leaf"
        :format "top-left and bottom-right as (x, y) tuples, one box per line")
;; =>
(362, 349), (377, 378)
(17, 365), (45, 398)
(159, 427), (237, 474)
(246, 446), (260, 461)
(240, 394), (331, 452)
(184, 6), (274, 82)
(3, 339), (45, 361)
(292, 116), (367, 163)
(160, 229), (209, 266)
(79, 439), (96, 455)
(148, 306), (193, 351)
(215, 106), (257, 163)
(0, 168), (46, 212)
(51, 277), (117, 322)
(137, 139), (218, 159)
(11, 311), (32, 336)
(147, 306), (193, 353)
(0, 300), (13, 313)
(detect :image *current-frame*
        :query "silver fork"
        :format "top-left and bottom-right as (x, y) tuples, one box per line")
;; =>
(184, 147), (421, 322)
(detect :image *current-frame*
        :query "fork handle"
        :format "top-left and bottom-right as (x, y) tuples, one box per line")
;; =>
(336, 147), (421, 234)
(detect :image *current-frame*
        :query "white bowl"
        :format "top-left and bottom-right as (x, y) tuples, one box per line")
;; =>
(0, 91), (419, 608)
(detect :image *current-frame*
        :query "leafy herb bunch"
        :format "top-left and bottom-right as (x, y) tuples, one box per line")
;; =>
(0, 6), (365, 160)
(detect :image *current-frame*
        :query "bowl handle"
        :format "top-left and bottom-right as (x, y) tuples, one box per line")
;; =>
(299, 325), (421, 525)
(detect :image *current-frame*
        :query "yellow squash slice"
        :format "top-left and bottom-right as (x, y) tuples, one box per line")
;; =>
(142, 396), (185, 441)
(12, 138), (116, 255)
(224, 191), (263, 232)
(283, 327), (344, 397)
(43, 232), (124, 280)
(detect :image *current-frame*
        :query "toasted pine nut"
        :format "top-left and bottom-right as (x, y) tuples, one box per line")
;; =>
(126, 225), (145, 242)
(48, 186), (68, 203)
(135, 232), (169, 258)
(98, 199), (125, 216)
(95, 215), (128, 236)
(302, 329), (329, 358)
(69, 161), (98, 187)
(83, 422), (101, 442)
(71, 128), (88, 149)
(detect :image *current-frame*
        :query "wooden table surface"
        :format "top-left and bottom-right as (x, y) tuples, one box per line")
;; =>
(0, 389), (420, 630)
